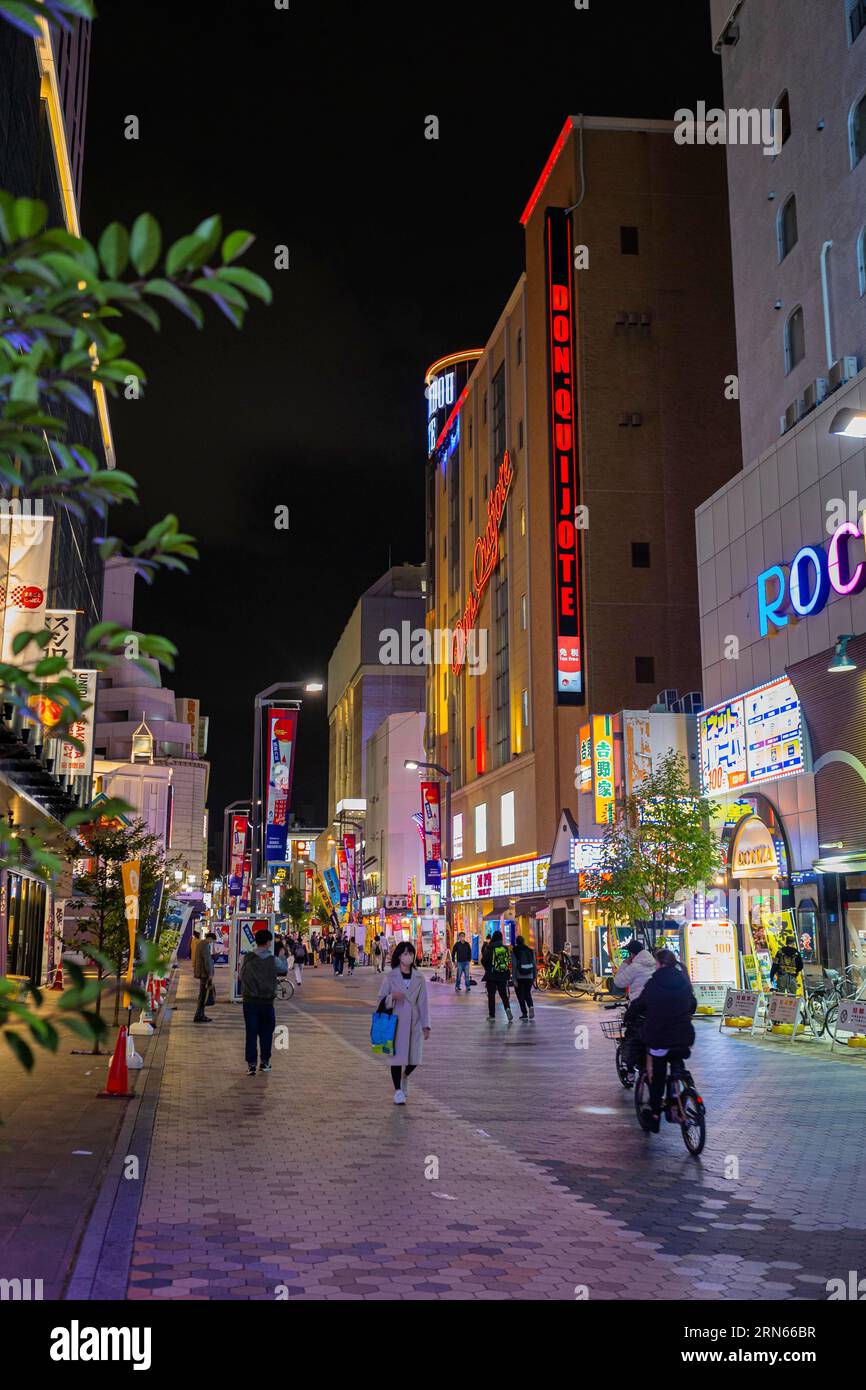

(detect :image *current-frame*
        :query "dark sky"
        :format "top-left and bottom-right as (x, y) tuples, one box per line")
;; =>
(81, 0), (722, 839)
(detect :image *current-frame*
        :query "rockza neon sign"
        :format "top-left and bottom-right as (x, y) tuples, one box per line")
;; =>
(757, 522), (866, 636)
(451, 450), (513, 675)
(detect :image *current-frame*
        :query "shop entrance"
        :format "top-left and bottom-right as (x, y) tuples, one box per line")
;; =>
(6, 873), (48, 982)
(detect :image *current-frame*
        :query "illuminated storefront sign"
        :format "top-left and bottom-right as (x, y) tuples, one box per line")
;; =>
(699, 676), (804, 794)
(427, 370), (456, 454)
(577, 723), (592, 792)
(451, 451), (513, 675)
(730, 816), (779, 877)
(544, 207), (584, 703)
(450, 856), (549, 902)
(593, 714), (614, 824)
(757, 521), (866, 636)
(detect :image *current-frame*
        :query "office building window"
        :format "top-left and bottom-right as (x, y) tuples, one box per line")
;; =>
(620, 225), (639, 255)
(522, 688), (529, 727)
(520, 593), (527, 629)
(775, 89), (791, 145)
(859, 226), (866, 295)
(777, 194), (798, 261)
(631, 541), (651, 568)
(518, 417), (524, 450)
(516, 328), (523, 365)
(520, 506), (526, 536)
(635, 655), (655, 684)
(848, 0), (866, 45)
(491, 363), (506, 465)
(469, 418), (473, 448)
(501, 791), (515, 847)
(468, 495), (473, 521)
(469, 725), (475, 761)
(850, 90), (866, 167)
(784, 305), (806, 373)
(483, 392), (487, 424)
(453, 813), (463, 859)
(475, 803), (487, 853)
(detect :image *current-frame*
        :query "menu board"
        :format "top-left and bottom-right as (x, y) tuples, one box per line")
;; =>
(685, 920), (739, 989)
(700, 677), (804, 794)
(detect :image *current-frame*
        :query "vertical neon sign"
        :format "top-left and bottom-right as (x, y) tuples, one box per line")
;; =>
(544, 208), (584, 703)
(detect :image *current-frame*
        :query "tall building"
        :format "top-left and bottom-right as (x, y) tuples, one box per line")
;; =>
(692, 0), (866, 970)
(0, 14), (113, 982)
(711, 0), (866, 459)
(426, 116), (741, 944)
(93, 560), (210, 885)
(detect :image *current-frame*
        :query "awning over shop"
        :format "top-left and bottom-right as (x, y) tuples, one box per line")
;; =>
(482, 898), (510, 920)
(514, 897), (549, 916)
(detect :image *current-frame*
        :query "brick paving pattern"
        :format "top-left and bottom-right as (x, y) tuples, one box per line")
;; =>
(125, 964), (866, 1300)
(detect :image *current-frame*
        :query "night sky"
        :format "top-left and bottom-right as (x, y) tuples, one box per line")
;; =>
(81, 0), (722, 844)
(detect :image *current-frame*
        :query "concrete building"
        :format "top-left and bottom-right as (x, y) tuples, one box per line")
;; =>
(93, 560), (210, 884)
(426, 116), (741, 943)
(710, 0), (866, 460)
(364, 712), (428, 900)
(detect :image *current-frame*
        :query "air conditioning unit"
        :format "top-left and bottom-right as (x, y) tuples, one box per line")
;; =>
(615, 311), (627, 326)
(828, 356), (860, 392)
(640, 311), (652, 326)
(655, 688), (679, 711)
(627, 311), (639, 326)
(802, 377), (828, 413)
(781, 398), (803, 433)
(676, 691), (704, 715)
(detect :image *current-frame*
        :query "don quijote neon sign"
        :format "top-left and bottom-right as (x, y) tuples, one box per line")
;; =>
(451, 450), (513, 676)
(757, 521), (866, 636)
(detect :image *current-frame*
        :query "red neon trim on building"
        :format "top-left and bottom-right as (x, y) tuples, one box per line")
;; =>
(435, 385), (469, 451)
(519, 117), (574, 227)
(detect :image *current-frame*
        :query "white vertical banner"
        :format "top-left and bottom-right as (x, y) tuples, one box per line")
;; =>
(58, 670), (98, 779)
(0, 514), (54, 663)
(45, 609), (78, 666)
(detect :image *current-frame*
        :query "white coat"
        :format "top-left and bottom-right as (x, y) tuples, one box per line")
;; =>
(377, 966), (430, 1067)
(614, 948), (656, 1001)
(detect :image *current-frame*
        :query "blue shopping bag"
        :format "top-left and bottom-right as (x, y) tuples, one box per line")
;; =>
(370, 1001), (398, 1056)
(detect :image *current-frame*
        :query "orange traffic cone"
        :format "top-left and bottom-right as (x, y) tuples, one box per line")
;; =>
(50, 961), (63, 991)
(98, 1025), (134, 1099)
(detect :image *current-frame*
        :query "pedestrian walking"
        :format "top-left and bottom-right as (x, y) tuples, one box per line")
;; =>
(377, 941), (431, 1105)
(347, 936), (359, 975)
(511, 934), (536, 1020)
(332, 932), (347, 975)
(292, 934), (308, 985)
(239, 928), (278, 1075)
(452, 930), (473, 993)
(193, 929), (214, 1023)
(481, 928), (513, 1023)
(372, 933), (386, 972)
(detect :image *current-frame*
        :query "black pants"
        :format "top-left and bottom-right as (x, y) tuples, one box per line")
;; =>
(514, 978), (533, 1016)
(486, 978), (510, 1017)
(333, 956), (344, 974)
(193, 977), (209, 1021)
(243, 1000), (276, 1067)
(648, 1050), (688, 1114)
(390, 1064), (416, 1090)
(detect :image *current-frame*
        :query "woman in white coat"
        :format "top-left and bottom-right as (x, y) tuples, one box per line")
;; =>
(377, 941), (431, 1105)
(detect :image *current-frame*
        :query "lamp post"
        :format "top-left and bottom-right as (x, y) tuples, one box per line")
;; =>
(249, 681), (324, 909)
(404, 759), (452, 943)
(222, 799), (251, 919)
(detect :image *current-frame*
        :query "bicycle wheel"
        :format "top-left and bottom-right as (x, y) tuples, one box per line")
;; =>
(674, 1082), (706, 1157)
(535, 971), (550, 992)
(806, 992), (826, 1038)
(615, 1042), (634, 1089)
(634, 1071), (652, 1129)
(283, 979), (295, 1000)
(824, 1001), (840, 1040)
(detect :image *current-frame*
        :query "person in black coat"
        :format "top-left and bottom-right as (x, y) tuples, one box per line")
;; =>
(630, 949), (697, 1132)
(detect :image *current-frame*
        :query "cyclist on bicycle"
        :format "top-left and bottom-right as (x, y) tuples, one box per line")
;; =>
(614, 937), (655, 1006)
(630, 948), (697, 1134)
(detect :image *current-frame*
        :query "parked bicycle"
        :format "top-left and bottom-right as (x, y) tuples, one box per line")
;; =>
(803, 966), (857, 1037)
(633, 1052), (706, 1156)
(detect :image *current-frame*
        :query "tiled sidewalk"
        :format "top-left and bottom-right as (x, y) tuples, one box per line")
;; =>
(122, 965), (866, 1300)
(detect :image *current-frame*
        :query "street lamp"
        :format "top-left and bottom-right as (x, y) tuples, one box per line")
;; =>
(404, 758), (452, 941)
(828, 634), (857, 673)
(249, 680), (324, 904)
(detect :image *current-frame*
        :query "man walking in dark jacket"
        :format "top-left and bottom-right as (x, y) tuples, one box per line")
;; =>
(239, 929), (278, 1075)
(193, 931), (215, 1022)
(511, 935), (536, 1019)
(631, 949), (696, 1133)
(453, 931), (472, 993)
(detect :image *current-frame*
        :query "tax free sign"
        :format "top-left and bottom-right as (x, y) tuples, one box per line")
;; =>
(757, 520), (866, 636)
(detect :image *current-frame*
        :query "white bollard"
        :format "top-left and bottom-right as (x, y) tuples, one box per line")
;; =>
(126, 1031), (144, 1069)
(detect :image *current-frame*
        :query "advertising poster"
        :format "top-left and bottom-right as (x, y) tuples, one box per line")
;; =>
(229, 814), (248, 895)
(420, 781), (442, 888)
(685, 920), (739, 996)
(700, 699), (747, 793)
(0, 513), (54, 663)
(120, 859), (141, 1009)
(699, 677), (804, 794)
(264, 708), (298, 862)
(344, 832), (357, 897)
(337, 847), (349, 905)
(593, 714), (614, 824)
(577, 724), (592, 792)
(57, 669), (98, 778)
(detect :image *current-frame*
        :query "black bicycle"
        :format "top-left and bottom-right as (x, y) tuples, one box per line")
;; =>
(634, 1052), (706, 1156)
(600, 1002), (641, 1089)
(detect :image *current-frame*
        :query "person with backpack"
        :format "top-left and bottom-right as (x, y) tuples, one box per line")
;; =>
(332, 932), (347, 976)
(481, 928), (513, 1023)
(770, 936), (803, 994)
(239, 928), (279, 1075)
(372, 933), (386, 973)
(292, 934), (308, 986)
(511, 934), (536, 1020)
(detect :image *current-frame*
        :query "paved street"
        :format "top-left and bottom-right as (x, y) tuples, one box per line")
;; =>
(89, 962), (866, 1301)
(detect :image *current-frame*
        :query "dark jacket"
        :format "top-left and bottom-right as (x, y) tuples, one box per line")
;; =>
(481, 940), (509, 980)
(240, 949), (278, 1002)
(631, 966), (696, 1050)
(511, 943), (536, 980)
(453, 940), (472, 963)
(770, 946), (803, 980)
(193, 940), (213, 981)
